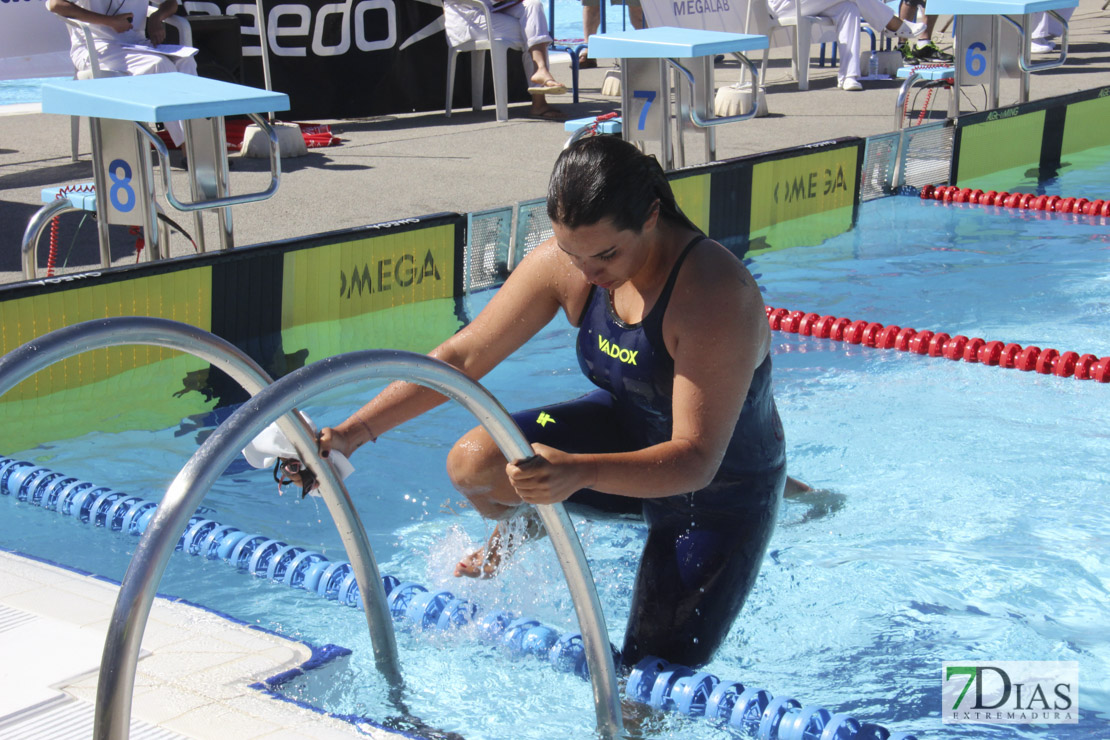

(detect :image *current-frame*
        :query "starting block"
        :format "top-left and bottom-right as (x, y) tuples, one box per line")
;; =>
(586, 27), (768, 170)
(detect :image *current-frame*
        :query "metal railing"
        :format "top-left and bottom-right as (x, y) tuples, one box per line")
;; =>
(0, 318), (623, 740)
(0, 318), (400, 736)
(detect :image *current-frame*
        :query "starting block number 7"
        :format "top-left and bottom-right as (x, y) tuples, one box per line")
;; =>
(633, 90), (656, 131)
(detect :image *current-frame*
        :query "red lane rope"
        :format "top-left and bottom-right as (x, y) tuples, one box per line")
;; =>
(765, 306), (1110, 383)
(921, 185), (1110, 217)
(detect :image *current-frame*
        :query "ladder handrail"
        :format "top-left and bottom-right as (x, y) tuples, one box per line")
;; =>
(0, 320), (623, 738)
(90, 347), (624, 739)
(0, 317), (403, 736)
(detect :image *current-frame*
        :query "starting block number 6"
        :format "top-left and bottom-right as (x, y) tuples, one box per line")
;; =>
(633, 90), (656, 131)
(965, 41), (988, 77)
(108, 158), (136, 213)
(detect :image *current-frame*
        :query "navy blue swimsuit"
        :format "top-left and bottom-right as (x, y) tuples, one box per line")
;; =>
(511, 237), (786, 667)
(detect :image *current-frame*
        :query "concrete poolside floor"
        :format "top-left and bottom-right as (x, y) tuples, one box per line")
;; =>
(0, 551), (392, 739)
(1, 0), (1108, 284)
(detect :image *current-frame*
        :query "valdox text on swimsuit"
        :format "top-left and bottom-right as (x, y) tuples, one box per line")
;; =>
(942, 661), (1078, 724)
(598, 336), (638, 365)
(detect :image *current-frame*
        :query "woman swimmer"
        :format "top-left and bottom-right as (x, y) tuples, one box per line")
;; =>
(302, 136), (787, 668)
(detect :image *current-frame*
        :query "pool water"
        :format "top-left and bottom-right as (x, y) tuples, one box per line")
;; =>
(0, 76), (67, 107)
(2, 149), (1109, 738)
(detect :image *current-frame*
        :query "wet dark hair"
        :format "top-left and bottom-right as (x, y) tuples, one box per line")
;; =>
(546, 136), (701, 234)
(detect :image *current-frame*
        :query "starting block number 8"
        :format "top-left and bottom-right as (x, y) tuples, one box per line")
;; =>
(108, 158), (136, 213)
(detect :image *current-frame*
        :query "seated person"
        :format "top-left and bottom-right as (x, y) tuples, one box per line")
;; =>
(768, 0), (925, 91)
(897, 0), (953, 63)
(47, 0), (197, 148)
(445, 0), (569, 121)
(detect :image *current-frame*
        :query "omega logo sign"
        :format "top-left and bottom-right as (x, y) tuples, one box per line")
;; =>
(185, 0), (397, 57)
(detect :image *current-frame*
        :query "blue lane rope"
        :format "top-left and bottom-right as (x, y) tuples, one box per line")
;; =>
(0, 457), (920, 739)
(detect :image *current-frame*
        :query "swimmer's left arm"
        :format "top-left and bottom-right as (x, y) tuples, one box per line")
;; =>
(508, 244), (767, 505)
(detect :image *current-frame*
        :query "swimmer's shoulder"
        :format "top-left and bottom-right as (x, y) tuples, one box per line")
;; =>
(515, 237), (592, 321)
(667, 237), (768, 350)
(680, 237), (760, 297)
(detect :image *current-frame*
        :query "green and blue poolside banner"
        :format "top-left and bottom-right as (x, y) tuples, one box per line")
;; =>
(952, 86), (1110, 191)
(667, 138), (863, 257)
(748, 143), (859, 252)
(0, 213), (466, 451)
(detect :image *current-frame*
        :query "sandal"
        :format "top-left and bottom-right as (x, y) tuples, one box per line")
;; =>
(527, 80), (568, 96)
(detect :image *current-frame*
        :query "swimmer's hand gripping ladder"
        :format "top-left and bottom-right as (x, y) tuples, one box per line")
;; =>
(0, 319), (624, 740)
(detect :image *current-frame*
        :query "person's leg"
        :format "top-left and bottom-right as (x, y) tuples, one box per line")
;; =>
(506, 0), (566, 115)
(897, 0), (940, 60)
(1031, 7), (1073, 49)
(448, 391), (634, 575)
(797, 0), (863, 87)
(446, 426), (527, 521)
(854, 0), (910, 32)
(112, 49), (191, 147)
(833, 2), (864, 86)
(621, 468), (785, 667)
(173, 54), (198, 76)
(628, 0), (644, 29)
(581, 0), (600, 66)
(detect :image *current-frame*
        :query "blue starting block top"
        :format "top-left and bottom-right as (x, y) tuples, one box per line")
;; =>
(897, 66), (955, 80)
(924, 0), (1075, 14)
(42, 184), (97, 211)
(587, 27), (769, 60)
(41, 73), (289, 122)
(564, 116), (624, 134)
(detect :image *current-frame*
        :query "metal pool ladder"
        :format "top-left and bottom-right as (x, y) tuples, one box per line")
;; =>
(0, 317), (624, 740)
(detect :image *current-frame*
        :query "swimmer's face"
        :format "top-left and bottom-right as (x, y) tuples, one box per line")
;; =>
(552, 210), (658, 290)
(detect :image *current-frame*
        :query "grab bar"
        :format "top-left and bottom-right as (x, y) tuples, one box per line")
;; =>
(666, 56), (762, 126)
(1001, 11), (1069, 74)
(0, 317), (402, 736)
(21, 199), (84, 280)
(136, 113), (282, 213)
(90, 347), (624, 739)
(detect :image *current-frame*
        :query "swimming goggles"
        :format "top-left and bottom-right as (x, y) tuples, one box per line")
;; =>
(273, 458), (317, 497)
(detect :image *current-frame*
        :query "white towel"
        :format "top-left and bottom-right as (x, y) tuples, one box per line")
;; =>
(241, 419), (355, 482)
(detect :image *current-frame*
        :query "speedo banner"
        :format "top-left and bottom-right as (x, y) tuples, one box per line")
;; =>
(183, 0), (526, 119)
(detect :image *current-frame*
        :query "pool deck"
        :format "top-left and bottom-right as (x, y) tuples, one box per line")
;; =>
(1, 0), (1108, 284)
(0, 1), (1108, 737)
(0, 551), (392, 739)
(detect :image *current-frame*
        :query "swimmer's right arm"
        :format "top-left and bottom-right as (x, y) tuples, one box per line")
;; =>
(319, 240), (577, 459)
(47, 0), (134, 33)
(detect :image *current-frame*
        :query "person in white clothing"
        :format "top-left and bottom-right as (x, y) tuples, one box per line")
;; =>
(1030, 7), (1074, 53)
(47, 0), (197, 147)
(445, 0), (568, 120)
(768, 0), (925, 91)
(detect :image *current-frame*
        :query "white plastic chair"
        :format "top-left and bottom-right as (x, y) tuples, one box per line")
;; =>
(749, 0), (838, 90)
(66, 9), (193, 161)
(444, 0), (530, 122)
